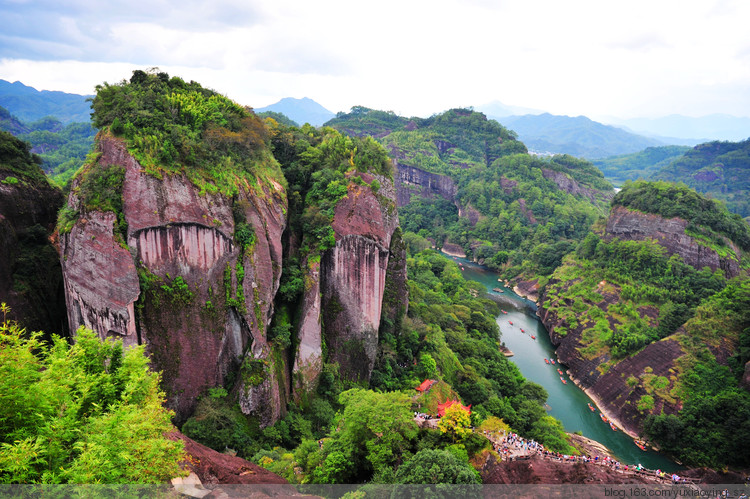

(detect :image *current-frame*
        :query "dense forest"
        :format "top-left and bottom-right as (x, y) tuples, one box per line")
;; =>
(652, 139), (750, 219)
(594, 139), (750, 220)
(592, 146), (690, 187)
(328, 107), (614, 282)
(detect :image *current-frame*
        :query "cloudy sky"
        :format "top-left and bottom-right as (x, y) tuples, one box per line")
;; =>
(1, 0), (749, 120)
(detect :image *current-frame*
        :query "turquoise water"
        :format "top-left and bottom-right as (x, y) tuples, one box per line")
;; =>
(449, 255), (681, 472)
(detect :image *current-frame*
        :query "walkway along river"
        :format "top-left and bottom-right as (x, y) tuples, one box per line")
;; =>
(449, 254), (681, 472)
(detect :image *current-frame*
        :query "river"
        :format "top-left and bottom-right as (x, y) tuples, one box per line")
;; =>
(449, 255), (681, 472)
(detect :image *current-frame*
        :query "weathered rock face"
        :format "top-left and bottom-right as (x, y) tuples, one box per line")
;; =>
(394, 162), (457, 207)
(542, 168), (615, 204)
(321, 172), (402, 381)
(606, 205), (741, 278)
(0, 167), (66, 335)
(742, 361), (750, 391)
(379, 227), (409, 339)
(292, 255), (323, 399)
(61, 210), (140, 345)
(60, 136), (287, 424)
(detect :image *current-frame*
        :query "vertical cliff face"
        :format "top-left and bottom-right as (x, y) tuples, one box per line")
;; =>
(60, 136), (287, 423)
(395, 162), (457, 207)
(319, 172), (402, 382)
(292, 255), (323, 398)
(606, 205), (741, 278)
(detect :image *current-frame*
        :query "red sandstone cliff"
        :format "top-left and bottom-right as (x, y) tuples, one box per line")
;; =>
(321, 172), (404, 381)
(60, 135), (287, 424)
(606, 205), (741, 278)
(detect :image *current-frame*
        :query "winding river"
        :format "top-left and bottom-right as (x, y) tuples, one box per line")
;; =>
(450, 255), (681, 472)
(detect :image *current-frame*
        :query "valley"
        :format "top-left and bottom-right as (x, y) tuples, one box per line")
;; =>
(0, 71), (748, 488)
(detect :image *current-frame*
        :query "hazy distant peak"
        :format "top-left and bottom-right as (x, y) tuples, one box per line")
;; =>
(255, 97), (335, 127)
(476, 100), (545, 118)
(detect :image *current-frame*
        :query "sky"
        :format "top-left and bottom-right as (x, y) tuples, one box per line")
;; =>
(1, 0), (750, 120)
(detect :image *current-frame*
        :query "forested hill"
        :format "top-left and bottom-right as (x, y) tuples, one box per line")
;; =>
(0, 105), (95, 187)
(327, 107), (614, 282)
(591, 145), (691, 187)
(651, 138), (750, 219)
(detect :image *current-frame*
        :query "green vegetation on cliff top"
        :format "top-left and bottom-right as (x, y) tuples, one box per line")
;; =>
(613, 180), (750, 251)
(652, 139), (750, 219)
(89, 68), (285, 197)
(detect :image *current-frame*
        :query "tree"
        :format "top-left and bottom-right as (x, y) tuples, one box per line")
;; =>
(438, 405), (472, 443)
(0, 308), (185, 483)
(394, 449), (480, 484)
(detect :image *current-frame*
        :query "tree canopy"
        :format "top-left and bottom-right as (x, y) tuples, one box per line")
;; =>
(0, 306), (184, 483)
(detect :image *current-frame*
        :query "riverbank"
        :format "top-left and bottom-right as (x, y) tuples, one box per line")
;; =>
(564, 367), (641, 441)
(441, 243), (467, 258)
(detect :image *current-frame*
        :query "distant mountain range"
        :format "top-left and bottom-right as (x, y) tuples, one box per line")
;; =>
(0, 79), (92, 123)
(494, 113), (668, 159)
(3, 78), (749, 163)
(607, 114), (750, 142)
(254, 97), (335, 127)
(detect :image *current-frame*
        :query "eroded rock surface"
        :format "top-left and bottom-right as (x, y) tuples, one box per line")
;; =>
(606, 205), (741, 278)
(61, 136), (287, 423)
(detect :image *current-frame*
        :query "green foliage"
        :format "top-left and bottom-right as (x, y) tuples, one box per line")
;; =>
(393, 449), (481, 484)
(437, 405), (472, 443)
(295, 389), (418, 483)
(181, 391), (257, 457)
(0, 131), (47, 185)
(90, 68), (285, 197)
(546, 236), (727, 359)
(613, 180), (750, 251)
(651, 139), (750, 219)
(0, 312), (184, 483)
(268, 120), (393, 261)
(372, 250), (573, 454)
(257, 111), (299, 128)
(643, 278), (750, 469)
(592, 145), (690, 187)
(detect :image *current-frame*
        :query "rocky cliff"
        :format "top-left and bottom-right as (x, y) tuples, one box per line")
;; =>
(606, 205), (741, 278)
(394, 162), (456, 207)
(60, 135), (287, 424)
(0, 131), (66, 335)
(542, 168), (615, 204)
(321, 172), (404, 381)
(538, 199), (747, 437)
(539, 283), (685, 435)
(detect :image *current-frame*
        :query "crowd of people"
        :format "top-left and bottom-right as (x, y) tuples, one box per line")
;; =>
(483, 430), (691, 484)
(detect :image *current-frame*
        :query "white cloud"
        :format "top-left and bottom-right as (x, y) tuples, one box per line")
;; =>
(1, 0), (749, 119)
